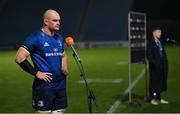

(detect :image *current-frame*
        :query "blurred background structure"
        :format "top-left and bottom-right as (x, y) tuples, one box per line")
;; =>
(0, 0), (179, 49)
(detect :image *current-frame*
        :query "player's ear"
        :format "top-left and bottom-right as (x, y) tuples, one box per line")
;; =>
(44, 18), (49, 26)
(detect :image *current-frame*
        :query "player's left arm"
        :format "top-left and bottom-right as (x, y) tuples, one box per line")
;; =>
(62, 51), (68, 76)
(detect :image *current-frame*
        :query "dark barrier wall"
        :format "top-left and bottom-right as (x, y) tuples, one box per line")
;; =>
(0, 0), (86, 45)
(0, 0), (133, 46)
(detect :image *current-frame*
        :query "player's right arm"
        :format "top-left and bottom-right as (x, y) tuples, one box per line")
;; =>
(15, 47), (52, 82)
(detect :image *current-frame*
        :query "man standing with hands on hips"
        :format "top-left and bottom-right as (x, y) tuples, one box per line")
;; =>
(15, 9), (68, 114)
(147, 27), (169, 105)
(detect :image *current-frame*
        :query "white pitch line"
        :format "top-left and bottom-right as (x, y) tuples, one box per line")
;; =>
(78, 78), (123, 84)
(106, 68), (146, 113)
(116, 61), (128, 65)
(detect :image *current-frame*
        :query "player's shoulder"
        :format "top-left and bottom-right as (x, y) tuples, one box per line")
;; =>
(25, 30), (42, 40)
(55, 33), (64, 40)
(31, 30), (44, 39)
(55, 33), (63, 38)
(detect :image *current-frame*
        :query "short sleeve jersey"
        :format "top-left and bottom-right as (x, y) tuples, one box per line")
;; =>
(22, 30), (66, 89)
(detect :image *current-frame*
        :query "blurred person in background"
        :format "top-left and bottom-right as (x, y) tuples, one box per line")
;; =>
(147, 27), (169, 105)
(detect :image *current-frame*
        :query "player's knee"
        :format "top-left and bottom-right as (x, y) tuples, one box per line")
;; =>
(36, 110), (52, 114)
(52, 109), (65, 114)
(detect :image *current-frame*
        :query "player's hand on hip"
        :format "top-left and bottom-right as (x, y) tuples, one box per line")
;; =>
(36, 71), (53, 82)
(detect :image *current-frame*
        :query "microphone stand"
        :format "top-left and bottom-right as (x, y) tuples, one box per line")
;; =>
(70, 46), (97, 113)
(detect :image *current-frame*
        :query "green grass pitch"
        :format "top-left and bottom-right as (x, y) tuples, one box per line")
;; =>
(0, 46), (180, 113)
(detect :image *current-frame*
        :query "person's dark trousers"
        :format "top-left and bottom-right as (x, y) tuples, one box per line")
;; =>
(149, 92), (161, 100)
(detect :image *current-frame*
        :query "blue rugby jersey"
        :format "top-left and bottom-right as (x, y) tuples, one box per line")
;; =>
(22, 30), (66, 89)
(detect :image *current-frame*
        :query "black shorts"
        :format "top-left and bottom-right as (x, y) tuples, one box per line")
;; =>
(32, 89), (67, 111)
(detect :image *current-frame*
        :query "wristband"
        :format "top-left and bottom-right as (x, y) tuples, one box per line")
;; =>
(17, 59), (38, 76)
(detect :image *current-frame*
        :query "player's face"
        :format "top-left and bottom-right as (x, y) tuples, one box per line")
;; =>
(46, 14), (60, 31)
(153, 30), (161, 39)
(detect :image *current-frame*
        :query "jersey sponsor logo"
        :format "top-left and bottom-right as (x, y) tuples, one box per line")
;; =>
(45, 52), (63, 57)
(44, 42), (50, 47)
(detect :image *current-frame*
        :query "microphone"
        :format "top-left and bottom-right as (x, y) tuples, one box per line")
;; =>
(166, 38), (178, 44)
(65, 37), (81, 62)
